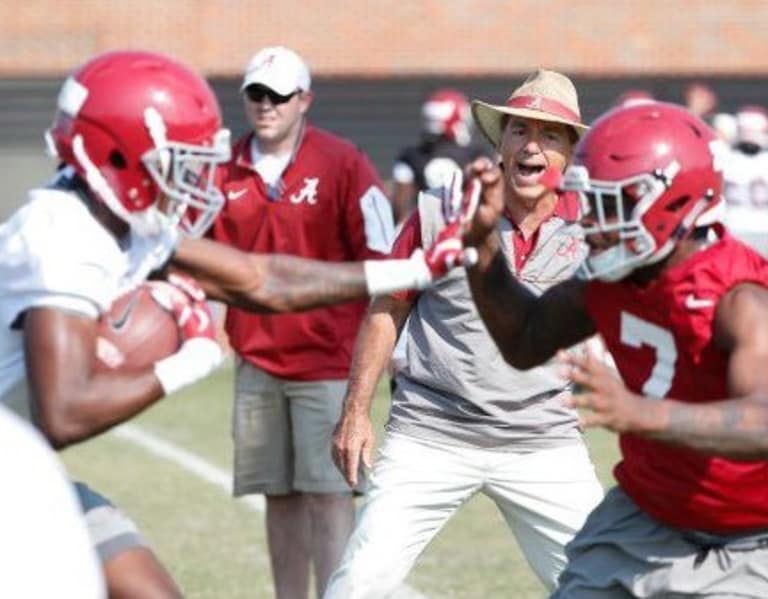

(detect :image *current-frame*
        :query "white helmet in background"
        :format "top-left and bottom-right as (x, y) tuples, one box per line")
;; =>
(422, 88), (472, 146)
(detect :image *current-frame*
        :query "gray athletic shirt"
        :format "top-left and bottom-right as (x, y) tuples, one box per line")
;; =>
(387, 189), (589, 450)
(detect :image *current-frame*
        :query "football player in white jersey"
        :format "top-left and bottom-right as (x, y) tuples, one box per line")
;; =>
(0, 50), (232, 598)
(0, 405), (106, 598)
(0, 49), (473, 598)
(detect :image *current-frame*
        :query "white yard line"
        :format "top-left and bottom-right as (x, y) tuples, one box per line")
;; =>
(112, 424), (264, 511)
(112, 423), (429, 599)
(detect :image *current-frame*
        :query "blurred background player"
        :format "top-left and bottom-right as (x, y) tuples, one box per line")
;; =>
(327, 70), (603, 598)
(0, 50), (230, 598)
(613, 88), (655, 108)
(722, 104), (768, 255)
(390, 88), (489, 225)
(684, 81), (719, 123)
(712, 111), (738, 146)
(464, 101), (768, 598)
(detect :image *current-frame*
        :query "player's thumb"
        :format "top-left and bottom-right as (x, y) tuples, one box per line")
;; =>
(459, 247), (479, 267)
(347, 458), (359, 488)
(362, 441), (373, 470)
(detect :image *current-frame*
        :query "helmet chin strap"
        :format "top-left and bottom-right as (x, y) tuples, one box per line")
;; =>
(585, 246), (637, 282)
(585, 226), (661, 282)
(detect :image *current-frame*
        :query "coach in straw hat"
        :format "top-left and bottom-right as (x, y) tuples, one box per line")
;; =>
(326, 68), (602, 598)
(465, 69), (588, 248)
(473, 69), (589, 147)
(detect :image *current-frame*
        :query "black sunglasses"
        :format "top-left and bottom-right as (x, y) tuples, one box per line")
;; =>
(244, 86), (299, 105)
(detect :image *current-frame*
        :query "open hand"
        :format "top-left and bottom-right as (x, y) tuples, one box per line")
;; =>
(331, 411), (375, 488)
(559, 349), (645, 433)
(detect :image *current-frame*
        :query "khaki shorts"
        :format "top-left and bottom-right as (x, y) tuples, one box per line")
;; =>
(232, 360), (363, 496)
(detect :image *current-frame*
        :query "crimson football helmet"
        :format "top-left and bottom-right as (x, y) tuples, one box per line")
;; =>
(561, 101), (725, 281)
(47, 50), (230, 238)
(422, 89), (472, 146)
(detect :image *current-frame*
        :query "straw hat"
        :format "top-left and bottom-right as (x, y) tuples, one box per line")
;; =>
(472, 69), (588, 148)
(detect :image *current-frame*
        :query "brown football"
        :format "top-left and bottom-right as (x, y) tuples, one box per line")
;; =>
(95, 282), (181, 371)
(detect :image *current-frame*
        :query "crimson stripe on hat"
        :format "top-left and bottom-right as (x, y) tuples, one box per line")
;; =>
(505, 95), (581, 124)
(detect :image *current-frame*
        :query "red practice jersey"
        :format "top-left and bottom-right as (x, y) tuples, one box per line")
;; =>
(585, 232), (768, 533)
(211, 126), (393, 380)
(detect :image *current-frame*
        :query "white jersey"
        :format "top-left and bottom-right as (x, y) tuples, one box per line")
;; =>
(0, 186), (161, 415)
(722, 148), (768, 255)
(0, 406), (105, 597)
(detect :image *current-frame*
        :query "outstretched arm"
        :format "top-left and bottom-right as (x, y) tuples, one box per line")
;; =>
(172, 183), (474, 314)
(172, 237), (373, 313)
(562, 283), (768, 458)
(463, 160), (595, 368)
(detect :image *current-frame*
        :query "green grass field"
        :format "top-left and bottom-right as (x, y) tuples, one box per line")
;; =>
(61, 362), (622, 599)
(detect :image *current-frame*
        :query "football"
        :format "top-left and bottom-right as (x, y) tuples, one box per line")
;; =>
(95, 281), (182, 371)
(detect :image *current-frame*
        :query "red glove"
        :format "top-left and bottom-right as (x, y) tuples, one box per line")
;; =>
(422, 221), (464, 279)
(149, 274), (222, 395)
(422, 172), (481, 278)
(148, 274), (216, 342)
(441, 170), (481, 230)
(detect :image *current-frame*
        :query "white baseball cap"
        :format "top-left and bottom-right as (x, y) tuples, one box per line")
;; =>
(241, 46), (311, 95)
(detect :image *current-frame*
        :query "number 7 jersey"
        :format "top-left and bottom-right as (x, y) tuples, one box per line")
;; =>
(584, 230), (768, 533)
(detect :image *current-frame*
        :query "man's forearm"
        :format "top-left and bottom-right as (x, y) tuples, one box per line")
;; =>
(343, 298), (410, 416)
(644, 396), (768, 459)
(174, 238), (431, 313)
(174, 238), (368, 311)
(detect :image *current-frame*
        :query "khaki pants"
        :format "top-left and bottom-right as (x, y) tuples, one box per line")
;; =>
(325, 433), (603, 598)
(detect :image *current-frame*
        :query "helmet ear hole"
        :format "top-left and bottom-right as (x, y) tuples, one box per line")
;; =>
(665, 195), (690, 213)
(109, 150), (127, 170)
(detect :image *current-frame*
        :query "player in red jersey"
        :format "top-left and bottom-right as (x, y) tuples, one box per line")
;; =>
(463, 101), (768, 597)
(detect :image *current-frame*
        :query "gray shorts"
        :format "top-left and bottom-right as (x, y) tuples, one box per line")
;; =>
(232, 360), (363, 496)
(74, 481), (146, 563)
(552, 486), (768, 598)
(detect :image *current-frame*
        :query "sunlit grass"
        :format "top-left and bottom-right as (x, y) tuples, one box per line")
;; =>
(62, 363), (621, 599)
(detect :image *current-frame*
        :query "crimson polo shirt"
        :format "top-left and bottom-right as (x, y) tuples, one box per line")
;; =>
(210, 125), (391, 380)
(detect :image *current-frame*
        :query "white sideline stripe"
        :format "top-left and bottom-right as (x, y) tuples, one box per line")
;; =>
(111, 423), (429, 599)
(112, 424), (264, 511)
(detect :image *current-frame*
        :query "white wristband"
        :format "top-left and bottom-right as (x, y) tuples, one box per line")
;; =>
(153, 337), (223, 395)
(364, 251), (433, 296)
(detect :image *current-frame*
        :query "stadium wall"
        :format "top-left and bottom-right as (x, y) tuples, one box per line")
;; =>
(1, 2), (767, 218)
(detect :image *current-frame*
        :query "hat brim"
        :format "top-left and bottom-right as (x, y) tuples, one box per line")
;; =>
(471, 100), (589, 148)
(240, 76), (297, 96)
